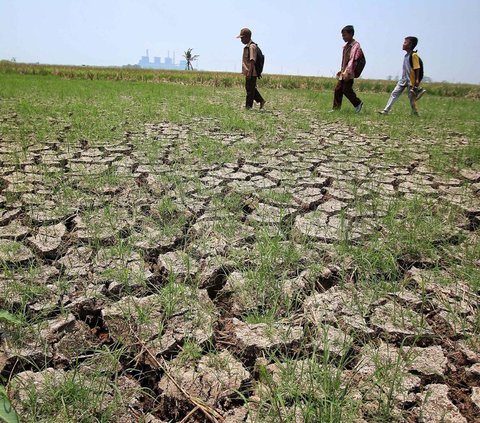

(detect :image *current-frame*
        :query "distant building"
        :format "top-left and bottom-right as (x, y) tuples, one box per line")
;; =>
(137, 50), (187, 70)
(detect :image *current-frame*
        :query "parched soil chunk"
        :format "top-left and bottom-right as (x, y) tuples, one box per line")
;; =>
(415, 384), (467, 423)
(0, 239), (35, 265)
(351, 341), (422, 406)
(0, 220), (30, 240)
(0, 208), (21, 225)
(102, 288), (216, 356)
(26, 222), (67, 258)
(10, 368), (66, 408)
(0, 342), (53, 375)
(246, 203), (298, 225)
(226, 318), (303, 359)
(303, 287), (373, 336)
(58, 246), (94, 278)
(54, 320), (101, 362)
(293, 211), (366, 242)
(471, 387), (480, 410)
(93, 247), (154, 295)
(157, 250), (199, 282)
(310, 324), (354, 357)
(405, 345), (448, 377)
(74, 207), (130, 244)
(369, 302), (433, 340)
(158, 350), (250, 409)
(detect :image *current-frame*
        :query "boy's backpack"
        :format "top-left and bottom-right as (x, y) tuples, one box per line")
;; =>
(354, 48), (366, 78)
(409, 51), (424, 82)
(254, 44), (265, 78)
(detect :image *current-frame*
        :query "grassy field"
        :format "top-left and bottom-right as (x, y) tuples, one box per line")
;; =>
(0, 65), (479, 422)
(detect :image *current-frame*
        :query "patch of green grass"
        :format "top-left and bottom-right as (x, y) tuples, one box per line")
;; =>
(230, 232), (307, 322)
(191, 135), (236, 165)
(0, 241), (24, 256)
(336, 196), (466, 292)
(176, 341), (204, 364)
(10, 359), (141, 423)
(253, 335), (360, 423)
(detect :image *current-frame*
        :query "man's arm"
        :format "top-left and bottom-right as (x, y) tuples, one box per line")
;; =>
(247, 43), (257, 78)
(247, 60), (255, 78)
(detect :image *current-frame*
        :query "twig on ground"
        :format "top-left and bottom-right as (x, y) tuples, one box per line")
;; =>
(130, 329), (225, 422)
(179, 405), (200, 423)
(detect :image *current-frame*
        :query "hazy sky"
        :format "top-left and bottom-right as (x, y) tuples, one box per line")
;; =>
(1, 0), (479, 84)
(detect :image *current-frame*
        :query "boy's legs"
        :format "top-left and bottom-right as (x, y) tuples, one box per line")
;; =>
(342, 79), (362, 108)
(383, 82), (406, 113)
(333, 80), (344, 109)
(407, 87), (419, 115)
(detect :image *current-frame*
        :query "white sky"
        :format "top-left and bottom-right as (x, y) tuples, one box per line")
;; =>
(1, 0), (479, 84)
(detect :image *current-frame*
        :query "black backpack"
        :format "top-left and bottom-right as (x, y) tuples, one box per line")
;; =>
(354, 47), (366, 78)
(409, 51), (424, 82)
(254, 43), (265, 78)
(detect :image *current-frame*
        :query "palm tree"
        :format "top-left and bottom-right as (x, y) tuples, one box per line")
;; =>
(183, 48), (199, 70)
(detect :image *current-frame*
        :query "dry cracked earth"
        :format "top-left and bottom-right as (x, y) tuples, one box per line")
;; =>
(1, 115), (479, 422)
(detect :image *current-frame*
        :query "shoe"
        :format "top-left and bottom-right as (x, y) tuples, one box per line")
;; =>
(416, 88), (426, 100)
(378, 110), (388, 115)
(410, 87), (426, 101)
(259, 100), (266, 109)
(355, 102), (363, 113)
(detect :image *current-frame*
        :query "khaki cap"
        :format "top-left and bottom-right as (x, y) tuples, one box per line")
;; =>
(236, 27), (251, 38)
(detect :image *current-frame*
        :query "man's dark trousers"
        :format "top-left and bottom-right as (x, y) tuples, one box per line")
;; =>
(333, 79), (361, 109)
(245, 76), (264, 108)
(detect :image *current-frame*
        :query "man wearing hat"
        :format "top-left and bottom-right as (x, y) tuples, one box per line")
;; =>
(237, 27), (266, 109)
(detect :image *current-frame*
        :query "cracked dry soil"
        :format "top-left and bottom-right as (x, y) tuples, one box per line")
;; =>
(1, 116), (479, 422)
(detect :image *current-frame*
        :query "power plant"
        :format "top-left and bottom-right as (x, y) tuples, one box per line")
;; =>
(137, 49), (187, 70)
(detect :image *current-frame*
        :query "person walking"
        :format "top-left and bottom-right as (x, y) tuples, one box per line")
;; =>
(378, 36), (426, 115)
(331, 25), (364, 113)
(237, 27), (265, 110)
